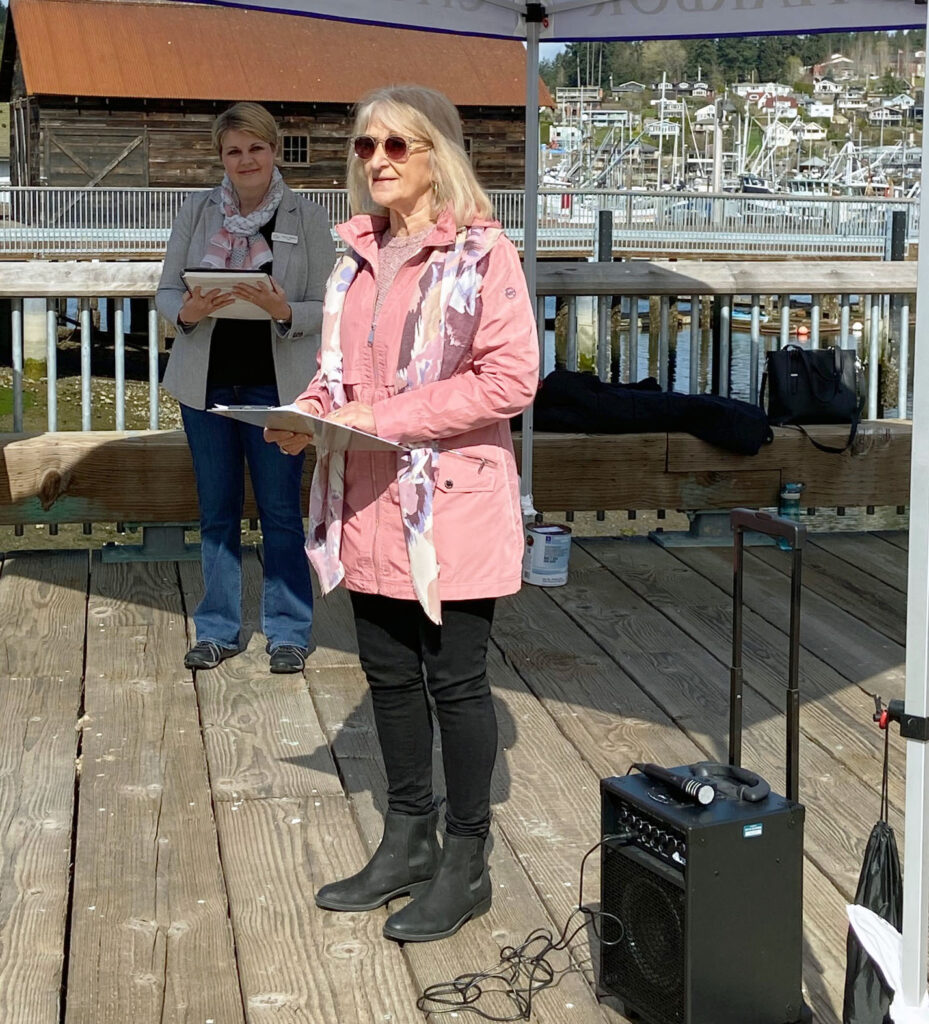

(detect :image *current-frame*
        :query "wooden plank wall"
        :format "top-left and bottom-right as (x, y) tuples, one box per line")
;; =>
(30, 103), (529, 190)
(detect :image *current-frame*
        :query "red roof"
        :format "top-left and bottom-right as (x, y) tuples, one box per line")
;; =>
(10, 0), (552, 106)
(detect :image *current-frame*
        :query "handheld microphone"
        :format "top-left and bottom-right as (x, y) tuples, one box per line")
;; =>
(634, 762), (716, 806)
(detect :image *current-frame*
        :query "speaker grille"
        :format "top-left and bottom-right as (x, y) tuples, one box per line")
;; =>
(601, 843), (685, 1024)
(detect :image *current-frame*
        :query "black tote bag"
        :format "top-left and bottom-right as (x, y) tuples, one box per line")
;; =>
(842, 728), (902, 1024)
(761, 344), (862, 453)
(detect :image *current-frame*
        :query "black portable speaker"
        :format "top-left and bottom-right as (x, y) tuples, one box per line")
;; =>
(599, 769), (806, 1024)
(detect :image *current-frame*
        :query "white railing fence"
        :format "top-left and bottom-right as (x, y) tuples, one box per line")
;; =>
(0, 187), (917, 259)
(0, 260), (915, 440)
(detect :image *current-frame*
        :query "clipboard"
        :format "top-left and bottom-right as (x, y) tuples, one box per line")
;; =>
(182, 269), (273, 320)
(210, 403), (409, 453)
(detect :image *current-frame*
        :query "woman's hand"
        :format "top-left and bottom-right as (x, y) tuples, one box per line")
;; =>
(179, 285), (234, 324)
(263, 398), (322, 454)
(327, 401), (377, 435)
(264, 427), (312, 455)
(232, 275), (291, 321)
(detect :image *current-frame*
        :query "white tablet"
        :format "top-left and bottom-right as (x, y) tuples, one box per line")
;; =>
(182, 269), (273, 320)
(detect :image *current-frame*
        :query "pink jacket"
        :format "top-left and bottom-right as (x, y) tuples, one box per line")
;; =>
(298, 209), (539, 602)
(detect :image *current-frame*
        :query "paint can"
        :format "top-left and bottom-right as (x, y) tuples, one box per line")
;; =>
(522, 523), (572, 587)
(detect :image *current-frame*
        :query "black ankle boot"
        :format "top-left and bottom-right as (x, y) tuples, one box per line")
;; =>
(315, 809), (440, 912)
(382, 834), (491, 942)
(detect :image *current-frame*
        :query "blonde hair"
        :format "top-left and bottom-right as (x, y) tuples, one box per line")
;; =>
(346, 85), (493, 227)
(212, 102), (279, 156)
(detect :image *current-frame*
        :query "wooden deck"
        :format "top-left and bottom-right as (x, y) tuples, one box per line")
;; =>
(0, 529), (908, 1024)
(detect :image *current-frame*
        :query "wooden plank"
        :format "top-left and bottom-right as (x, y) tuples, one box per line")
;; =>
(0, 551), (88, 1024)
(0, 261), (162, 297)
(536, 260), (918, 298)
(494, 570), (847, 1022)
(516, 432), (673, 511)
(579, 539), (905, 805)
(305, 637), (613, 1021)
(669, 425), (911, 508)
(183, 550), (344, 800)
(2, 425), (910, 526)
(668, 421), (911, 471)
(216, 796), (425, 1021)
(810, 532), (908, 594)
(0, 432), (303, 525)
(875, 530), (908, 551)
(0, 431), (201, 524)
(66, 555), (243, 1024)
(307, 578), (359, 670)
(659, 543), (904, 700)
(564, 539), (898, 894)
(0, 550), (87, 679)
(752, 543), (906, 646)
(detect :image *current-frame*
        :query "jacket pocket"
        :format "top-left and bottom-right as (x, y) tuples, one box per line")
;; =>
(435, 451), (496, 493)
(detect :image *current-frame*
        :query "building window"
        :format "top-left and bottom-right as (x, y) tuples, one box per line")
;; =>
(281, 134), (309, 165)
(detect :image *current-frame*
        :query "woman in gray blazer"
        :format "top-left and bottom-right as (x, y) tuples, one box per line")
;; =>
(156, 102), (335, 674)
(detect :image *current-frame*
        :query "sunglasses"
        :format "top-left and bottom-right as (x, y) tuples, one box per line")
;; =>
(352, 134), (431, 162)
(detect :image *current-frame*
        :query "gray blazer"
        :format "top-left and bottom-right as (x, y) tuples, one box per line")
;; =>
(156, 183), (336, 410)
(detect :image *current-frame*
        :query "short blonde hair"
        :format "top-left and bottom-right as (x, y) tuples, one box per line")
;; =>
(346, 85), (493, 227)
(212, 102), (278, 156)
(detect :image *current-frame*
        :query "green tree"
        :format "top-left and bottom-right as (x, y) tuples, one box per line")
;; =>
(640, 40), (688, 84)
(716, 36), (757, 81)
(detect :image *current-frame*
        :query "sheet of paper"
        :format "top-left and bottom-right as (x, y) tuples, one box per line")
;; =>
(181, 270), (273, 320)
(210, 403), (408, 453)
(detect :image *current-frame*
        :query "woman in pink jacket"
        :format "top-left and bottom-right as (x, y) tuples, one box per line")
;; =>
(266, 84), (539, 943)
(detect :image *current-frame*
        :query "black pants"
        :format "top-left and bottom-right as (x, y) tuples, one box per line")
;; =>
(350, 593), (497, 838)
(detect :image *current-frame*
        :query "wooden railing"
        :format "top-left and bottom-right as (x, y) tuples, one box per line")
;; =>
(0, 258), (917, 532)
(0, 422), (912, 524)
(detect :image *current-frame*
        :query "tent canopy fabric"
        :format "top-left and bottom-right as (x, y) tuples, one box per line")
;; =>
(190, 0), (924, 40)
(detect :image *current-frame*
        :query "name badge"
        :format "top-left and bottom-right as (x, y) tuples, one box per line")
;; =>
(272, 232), (299, 244)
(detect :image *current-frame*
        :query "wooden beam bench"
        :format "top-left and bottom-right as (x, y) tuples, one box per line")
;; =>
(0, 421), (911, 527)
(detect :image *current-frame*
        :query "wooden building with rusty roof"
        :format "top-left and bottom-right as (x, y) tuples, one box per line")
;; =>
(0, 0), (552, 189)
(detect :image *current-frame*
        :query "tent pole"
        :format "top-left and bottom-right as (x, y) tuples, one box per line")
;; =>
(901, 2), (929, 1005)
(519, 7), (542, 519)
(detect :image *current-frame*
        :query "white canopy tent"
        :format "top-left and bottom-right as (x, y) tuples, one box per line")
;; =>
(185, 0), (929, 1008)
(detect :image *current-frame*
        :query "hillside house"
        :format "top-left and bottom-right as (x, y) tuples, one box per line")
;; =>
(0, 0), (551, 190)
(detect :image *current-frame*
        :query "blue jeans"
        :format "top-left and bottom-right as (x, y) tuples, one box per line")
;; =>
(181, 384), (313, 652)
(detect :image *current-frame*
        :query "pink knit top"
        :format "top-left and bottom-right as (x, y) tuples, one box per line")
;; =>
(373, 224), (435, 320)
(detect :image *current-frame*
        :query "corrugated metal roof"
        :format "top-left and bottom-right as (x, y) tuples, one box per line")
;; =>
(10, 0), (552, 106)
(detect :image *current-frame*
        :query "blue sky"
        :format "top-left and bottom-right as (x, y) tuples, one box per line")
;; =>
(540, 42), (567, 59)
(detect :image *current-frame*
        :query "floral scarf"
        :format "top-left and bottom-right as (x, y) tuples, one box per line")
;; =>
(201, 166), (284, 270)
(306, 223), (503, 624)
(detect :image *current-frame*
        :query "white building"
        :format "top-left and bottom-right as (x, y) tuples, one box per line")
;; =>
(693, 103), (716, 124)
(764, 122), (795, 148)
(589, 108), (638, 127)
(806, 100), (835, 120)
(650, 98), (684, 115)
(792, 121), (827, 141)
(732, 81), (792, 97)
(868, 107), (903, 126)
(548, 124), (583, 150)
(644, 119), (680, 137)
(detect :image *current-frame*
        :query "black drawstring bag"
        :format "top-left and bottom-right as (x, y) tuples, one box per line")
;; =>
(761, 344), (863, 454)
(842, 726), (902, 1024)
(529, 370), (773, 455)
